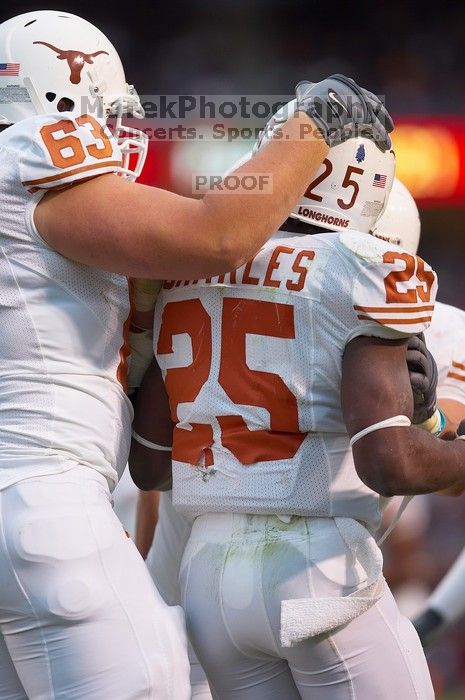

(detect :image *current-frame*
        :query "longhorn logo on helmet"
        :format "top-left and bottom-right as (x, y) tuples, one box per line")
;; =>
(33, 41), (109, 85)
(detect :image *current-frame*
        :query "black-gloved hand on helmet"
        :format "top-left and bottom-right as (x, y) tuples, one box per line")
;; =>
(295, 74), (394, 152)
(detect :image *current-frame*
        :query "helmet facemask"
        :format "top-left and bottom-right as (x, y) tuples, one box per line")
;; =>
(107, 90), (148, 181)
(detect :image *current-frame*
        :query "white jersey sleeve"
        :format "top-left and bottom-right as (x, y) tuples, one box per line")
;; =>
(441, 339), (465, 403)
(339, 231), (438, 342)
(426, 301), (465, 406)
(11, 113), (122, 192)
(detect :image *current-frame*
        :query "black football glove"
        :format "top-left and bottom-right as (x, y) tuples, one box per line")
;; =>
(407, 333), (438, 424)
(295, 74), (394, 151)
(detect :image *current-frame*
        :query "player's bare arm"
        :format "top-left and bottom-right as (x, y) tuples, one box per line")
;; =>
(129, 359), (174, 491)
(342, 335), (465, 496)
(35, 117), (327, 279)
(34, 75), (392, 280)
(135, 489), (160, 559)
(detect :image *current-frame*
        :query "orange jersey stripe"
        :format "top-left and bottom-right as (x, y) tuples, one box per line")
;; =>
(354, 305), (435, 313)
(447, 371), (465, 383)
(452, 361), (465, 372)
(22, 159), (122, 187)
(26, 171), (117, 194)
(27, 183), (70, 194)
(357, 314), (432, 325)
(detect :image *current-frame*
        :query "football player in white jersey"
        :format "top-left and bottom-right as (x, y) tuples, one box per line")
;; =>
(0, 10), (396, 699)
(371, 181), (465, 648)
(129, 100), (465, 699)
(133, 184), (431, 700)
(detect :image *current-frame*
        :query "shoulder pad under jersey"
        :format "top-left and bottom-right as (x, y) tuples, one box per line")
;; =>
(339, 230), (438, 337)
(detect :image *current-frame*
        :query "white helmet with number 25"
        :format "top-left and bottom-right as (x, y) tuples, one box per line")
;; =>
(0, 10), (147, 180)
(371, 178), (421, 255)
(254, 99), (396, 233)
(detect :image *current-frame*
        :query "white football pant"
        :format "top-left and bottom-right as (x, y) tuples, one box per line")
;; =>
(0, 467), (190, 699)
(180, 513), (434, 700)
(147, 491), (213, 699)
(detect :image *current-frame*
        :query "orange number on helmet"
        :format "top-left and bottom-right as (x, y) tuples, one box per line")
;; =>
(218, 298), (305, 464)
(40, 119), (86, 168)
(305, 162), (365, 211)
(157, 298), (305, 468)
(76, 114), (113, 160)
(337, 166), (364, 210)
(384, 252), (434, 304)
(157, 299), (214, 467)
(304, 158), (333, 201)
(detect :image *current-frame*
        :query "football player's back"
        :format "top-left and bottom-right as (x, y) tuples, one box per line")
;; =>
(156, 228), (435, 533)
(153, 222), (438, 700)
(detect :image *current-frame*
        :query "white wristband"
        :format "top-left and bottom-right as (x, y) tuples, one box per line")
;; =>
(350, 415), (411, 447)
(131, 430), (172, 451)
(418, 407), (446, 436)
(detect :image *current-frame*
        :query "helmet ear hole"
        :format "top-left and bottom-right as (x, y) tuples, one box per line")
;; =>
(45, 92), (56, 102)
(57, 97), (75, 112)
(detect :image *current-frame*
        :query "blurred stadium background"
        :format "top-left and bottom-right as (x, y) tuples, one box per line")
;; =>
(8, 1), (465, 696)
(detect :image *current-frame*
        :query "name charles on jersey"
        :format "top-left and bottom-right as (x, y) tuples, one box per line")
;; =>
(163, 243), (315, 291)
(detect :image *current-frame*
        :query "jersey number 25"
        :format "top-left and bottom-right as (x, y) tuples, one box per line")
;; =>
(157, 298), (306, 467)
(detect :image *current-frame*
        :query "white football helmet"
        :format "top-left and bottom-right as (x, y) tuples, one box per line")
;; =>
(371, 178), (421, 255)
(0, 10), (147, 180)
(254, 99), (395, 233)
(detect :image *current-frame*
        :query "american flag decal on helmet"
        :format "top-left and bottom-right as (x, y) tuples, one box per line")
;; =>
(0, 63), (20, 76)
(373, 173), (387, 188)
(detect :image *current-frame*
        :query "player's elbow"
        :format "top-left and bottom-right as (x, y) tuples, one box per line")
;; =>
(368, 469), (407, 498)
(128, 444), (173, 491)
(356, 465), (399, 497)
(208, 236), (247, 275)
(353, 442), (413, 497)
(129, 462), (172, 492)
(211, 221), (265, 273)
(199, 199), (274, 274)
